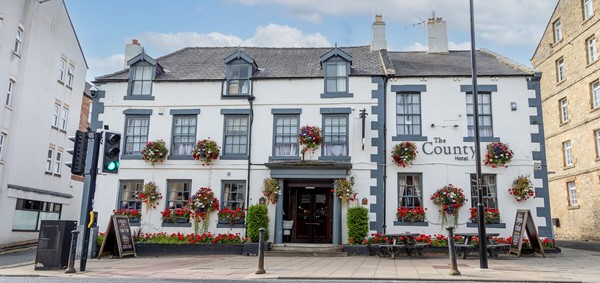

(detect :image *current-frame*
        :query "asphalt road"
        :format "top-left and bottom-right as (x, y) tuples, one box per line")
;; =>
(0, 279), (465, 283)
(0, 248), (35, 267)
(556, 240), (600, 252)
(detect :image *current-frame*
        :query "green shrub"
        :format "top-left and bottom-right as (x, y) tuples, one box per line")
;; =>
(246, 204), (269, 242)
(347, 206), (369, 244)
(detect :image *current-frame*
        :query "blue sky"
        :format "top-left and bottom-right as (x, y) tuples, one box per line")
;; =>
(64, 0), (557, 82)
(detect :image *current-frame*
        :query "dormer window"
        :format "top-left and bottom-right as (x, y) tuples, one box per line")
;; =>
(227, 63), (251, 95)
(126, 51), (160, 100)
(223, 50), (256, 98)
(320, 47), (353, 98)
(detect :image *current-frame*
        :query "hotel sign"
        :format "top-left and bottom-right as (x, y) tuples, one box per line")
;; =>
(421, 137), (476, 161)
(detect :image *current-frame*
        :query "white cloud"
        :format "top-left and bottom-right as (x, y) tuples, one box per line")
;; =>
(244, 24), (330, 47)
(403, 41), (471, 52)
(449, 41), (471, 50)
(87, 53), (124, 82)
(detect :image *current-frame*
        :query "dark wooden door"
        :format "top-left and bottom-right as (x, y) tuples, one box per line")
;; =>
(293, 188), (332, 243)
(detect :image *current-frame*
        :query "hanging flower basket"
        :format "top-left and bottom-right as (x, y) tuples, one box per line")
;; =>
(298, 125), (322, 155)
(136, 181), (163, 210)
(509, 175), (535, 202)
(192, 139), (220, 166)
(396, 206), (426, 222)
(484, 142), (513, 168)
(430, 184), (467, 227)
(391, 141), (418, 167)
(332, 178), (357, 203)
(188, 187), (220, 235)
(141, 139), (169, 165)
(262, 178), (280, 204)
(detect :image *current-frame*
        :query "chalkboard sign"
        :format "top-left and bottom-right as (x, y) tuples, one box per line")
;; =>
(97, 215), (136, 259)
(509, 209), (545, 257)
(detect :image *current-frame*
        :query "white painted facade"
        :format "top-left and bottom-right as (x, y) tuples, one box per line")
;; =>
(0, 0), (87, 245)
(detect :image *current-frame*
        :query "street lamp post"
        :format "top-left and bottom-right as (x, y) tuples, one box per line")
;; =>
(469, 0), (488, 269)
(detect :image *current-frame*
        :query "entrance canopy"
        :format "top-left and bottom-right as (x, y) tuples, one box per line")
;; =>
(265, 161), (352, 179)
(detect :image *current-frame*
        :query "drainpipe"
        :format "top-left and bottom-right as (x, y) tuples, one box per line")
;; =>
(382, 76), (388, 234)
(245, 88), (255, 237)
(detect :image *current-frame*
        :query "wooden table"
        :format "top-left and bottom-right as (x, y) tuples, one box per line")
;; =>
(454, 232), (509, 259)
(378, 232), (429, 258)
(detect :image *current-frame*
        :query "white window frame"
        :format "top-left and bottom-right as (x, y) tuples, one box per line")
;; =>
(595, 130), (600, 158)
(58, 58), (67, 82)
(560, 98), (569, 123)
(554, 19), (562, 43)
(563, 140), (573, 166)
(52, 103), (60, 128)
(567, 182), (578, 206)
(556, 58), (565, 82)
(46, 148), (54, 173)
(14, 27), (23, 54)
(66, 64), (74, 87)
(592, 80), (600, 109)
(588, 36), (598, 63)
(0, 133), (6, 161)
(54, 151), (62, 175)
(584, 0), (594, 20)
(6, 79), (15, 107)
(60, 107), (68, 131)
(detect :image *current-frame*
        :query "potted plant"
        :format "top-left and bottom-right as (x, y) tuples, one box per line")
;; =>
(430, 184), (467, 227)
(217, 207), (245, 225)
(135, 232), (248, 256)
(469, 207), (501, 224)
(192, 139), (220, 166)
(141, 139), (169, 165)
(509, 175), (535, 202)
(343, 206), (369, 255)
(261, 178), (280, 204)
(333, 178), (357, 204)
(188, 187), (219, 235)
(297, 125), (322, 160)
(136, 181), (163, 211)
(484, 142), (514, 168)
(160, 207), (191, 224)
(391, 141), (418, 167)
(396, 206), (426, 222)
(113, 208), (142, 224)
(243, 204), (270, 256)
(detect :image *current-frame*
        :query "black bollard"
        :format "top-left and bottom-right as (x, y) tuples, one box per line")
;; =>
(65, 230), (81, 274)
(255, 228), (266, 274)
(446, 226), (461, 276)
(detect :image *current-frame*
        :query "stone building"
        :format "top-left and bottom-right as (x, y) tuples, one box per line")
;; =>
(531, 0), (600, 241)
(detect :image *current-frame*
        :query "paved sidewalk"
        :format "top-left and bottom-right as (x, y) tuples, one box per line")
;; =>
(0, 247), (598, 282)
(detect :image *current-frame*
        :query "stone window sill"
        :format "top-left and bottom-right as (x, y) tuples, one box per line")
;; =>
(568, 205), (580, 210)
(559, 121), (569, 127)
(562, 164), (575, 170)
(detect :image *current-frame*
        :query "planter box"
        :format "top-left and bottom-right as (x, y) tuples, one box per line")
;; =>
(242, 242), (271, 256)
(393, 221), (428, 226)
(343, 245), (369, 256)
(466, 222), (506, 229)
(135, 243), (244, 256)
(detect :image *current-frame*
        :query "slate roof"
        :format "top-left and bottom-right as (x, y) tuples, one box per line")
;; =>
(387, 50), (531, 77)
(95, 46), (531, 82)
(95, 46), (384, 82)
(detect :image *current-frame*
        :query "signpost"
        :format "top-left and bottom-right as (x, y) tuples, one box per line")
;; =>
(509, 209), (545, 257)
(97, 215), (136, 259)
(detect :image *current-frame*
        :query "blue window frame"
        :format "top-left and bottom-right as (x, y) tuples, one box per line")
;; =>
(322, 114), (348, 158)
(223, 115), (249, 158)
(273, 115), (299, 157)
(124, 115), (149, 156)
(171, 115), (197, 156)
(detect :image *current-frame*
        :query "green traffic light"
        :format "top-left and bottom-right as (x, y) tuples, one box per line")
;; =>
(106, 161), (119, 171)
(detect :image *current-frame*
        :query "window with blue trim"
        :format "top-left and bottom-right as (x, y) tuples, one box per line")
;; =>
(324, 62), (348, 94)
(124, 115), (149, 155)
(129, 64), (154, 96)
(222, 181), (246, 210)
(398, 174), (422, 208)
(223, 115), (248, 156)
(167, 180), (191, 210)
(466, 93), (493, 137)
(396, 93), (421, 135)
(470, 174), (497, 208)
(322, 115), (348, 157)
(274, 115), (299, 157)
(171, 115), (197, 156)
(227, 63), (250, 96)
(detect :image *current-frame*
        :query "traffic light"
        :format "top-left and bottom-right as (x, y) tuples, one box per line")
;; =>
(66, 130), (88, 175)
(102, 132), (121, 173)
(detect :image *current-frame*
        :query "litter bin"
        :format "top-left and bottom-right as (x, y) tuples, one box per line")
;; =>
(34, 220), (77, 270)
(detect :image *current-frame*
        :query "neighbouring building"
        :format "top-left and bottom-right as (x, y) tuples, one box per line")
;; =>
(0, 0), (87, 245)
(531, 0), (600, 241)
(92, 16), (552, 245)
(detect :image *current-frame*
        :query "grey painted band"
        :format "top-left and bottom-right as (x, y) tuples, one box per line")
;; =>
(8, 184), (73, 199)
(463, 137), (500, 142)
(275, 179), (284, 244)
(392, 135), (428, 141)
(391, 84), (427, 93)
(271, 108), (302, 114)
(369, 77), (385, 233)
(460, 84), (498, 93)
(123, 109), (153, 115)
(170, 109), (201, 115)
(319, 107), (352, 114)
(320, 92), (354, 98)
(220, 109), (251, 115)
(124, 95), (155, 101)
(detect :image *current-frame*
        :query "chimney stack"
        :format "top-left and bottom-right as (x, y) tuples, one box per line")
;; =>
(370, 14), (387, 51)
(124, 39), (143, 68)
(427, 17), (449, 54)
